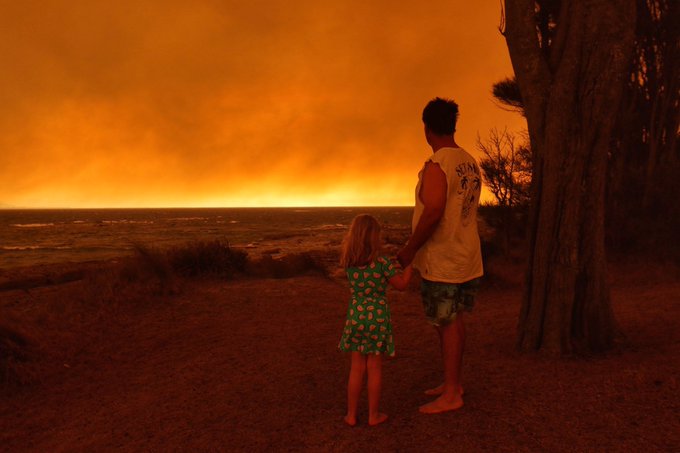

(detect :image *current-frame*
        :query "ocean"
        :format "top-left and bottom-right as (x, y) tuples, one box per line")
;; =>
(0, 207), (413, 269)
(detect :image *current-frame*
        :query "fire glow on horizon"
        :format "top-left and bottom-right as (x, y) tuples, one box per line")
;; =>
(1, 1), (525, 208)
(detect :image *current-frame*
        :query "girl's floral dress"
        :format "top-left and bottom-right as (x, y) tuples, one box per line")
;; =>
(338, 255), (396, 356)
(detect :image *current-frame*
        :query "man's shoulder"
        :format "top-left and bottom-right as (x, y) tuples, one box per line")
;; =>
(451, 147), (476, 161)
(432, 146), (473, 158)
(431, 147), (478, 167)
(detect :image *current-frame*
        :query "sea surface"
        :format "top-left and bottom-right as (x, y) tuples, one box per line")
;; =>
(0, 207), (413, 269)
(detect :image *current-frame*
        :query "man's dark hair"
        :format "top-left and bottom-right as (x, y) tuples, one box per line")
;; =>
(422, 97), (459, 136)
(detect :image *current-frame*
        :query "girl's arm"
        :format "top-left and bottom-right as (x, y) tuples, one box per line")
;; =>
(388, 265), (413, 291)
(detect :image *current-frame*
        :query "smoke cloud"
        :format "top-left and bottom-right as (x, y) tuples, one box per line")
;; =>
(0, 0), (524, 207)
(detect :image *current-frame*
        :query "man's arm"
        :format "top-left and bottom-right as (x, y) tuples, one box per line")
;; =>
(398, 161), (447, 267)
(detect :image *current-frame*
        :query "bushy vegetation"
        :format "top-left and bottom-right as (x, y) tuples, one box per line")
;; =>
(104, 240), (247, 296)
(478, 203), (528, 261)
(164, 240), (248, 278)
(476, 128), (531, 257)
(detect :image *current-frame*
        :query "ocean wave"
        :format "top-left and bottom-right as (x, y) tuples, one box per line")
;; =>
(306, 223), (347, 231)
(12, 223), (55, 228)
(101, 220), (154, 224)
(2, 245), (73, 251)
(167, 217), (208, 221)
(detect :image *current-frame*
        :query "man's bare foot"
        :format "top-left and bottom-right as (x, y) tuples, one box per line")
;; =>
(368, 412), (388, 426)
(419, 394), (464, 414)
(343, 414), (357, 427)
(424, 384), (464, 396)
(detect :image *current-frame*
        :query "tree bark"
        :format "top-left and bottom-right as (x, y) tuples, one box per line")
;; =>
(504, 0), (636, 353)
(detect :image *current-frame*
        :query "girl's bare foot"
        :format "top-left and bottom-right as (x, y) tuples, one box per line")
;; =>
(368, 412), (388, 426)
(419, 394), (464, 414)
(343, 414), (357, 427)
(424, 384), (464, 396)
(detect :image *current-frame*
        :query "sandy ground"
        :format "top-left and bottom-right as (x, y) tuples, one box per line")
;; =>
(1, 258), (679, 452)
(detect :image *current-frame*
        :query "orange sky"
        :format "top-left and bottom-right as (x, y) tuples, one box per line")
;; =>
(0, 1), (525, 208)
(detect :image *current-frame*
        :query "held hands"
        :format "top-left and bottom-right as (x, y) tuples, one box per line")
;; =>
(389, 263), (413, 291)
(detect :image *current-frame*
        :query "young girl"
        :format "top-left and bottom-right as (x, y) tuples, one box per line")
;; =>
(338, 214), (412, 427)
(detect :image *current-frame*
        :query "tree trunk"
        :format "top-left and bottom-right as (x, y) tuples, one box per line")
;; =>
(504, 0), (636, 354)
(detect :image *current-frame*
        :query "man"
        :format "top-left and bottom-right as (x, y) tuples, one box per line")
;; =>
(398, 97), (483, 414)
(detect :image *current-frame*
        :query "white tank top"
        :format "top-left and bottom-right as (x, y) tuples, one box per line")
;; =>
(411, 147), (484, 283)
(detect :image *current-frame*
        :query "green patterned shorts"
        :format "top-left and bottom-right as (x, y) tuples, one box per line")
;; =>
(420, 278), (480, 326)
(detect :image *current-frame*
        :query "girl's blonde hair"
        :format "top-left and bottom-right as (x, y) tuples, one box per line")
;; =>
(340, 214), (382, 268)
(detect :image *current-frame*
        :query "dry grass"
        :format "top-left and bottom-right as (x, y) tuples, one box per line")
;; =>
(2, 262), (678, 451)
(246, 251), (331, 278)
(0, 241), (340, 390)
(0, 322), (36, 386)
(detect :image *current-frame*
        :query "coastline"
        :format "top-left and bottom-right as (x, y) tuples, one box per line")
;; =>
(0, 206), (415, 271)
(0, 222), (413, 291)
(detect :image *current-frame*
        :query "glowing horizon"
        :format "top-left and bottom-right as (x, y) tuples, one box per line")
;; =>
(1, 1), (525, 209)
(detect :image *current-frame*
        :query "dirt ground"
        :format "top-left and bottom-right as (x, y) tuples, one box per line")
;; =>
(1, 259), (679, 452)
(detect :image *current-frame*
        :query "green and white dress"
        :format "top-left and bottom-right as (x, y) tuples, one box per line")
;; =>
(338, 255), (396, 356)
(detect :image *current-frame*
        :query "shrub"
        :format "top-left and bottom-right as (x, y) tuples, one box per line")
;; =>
(165, 240), (247, 278)
(120, 243), (178, 296)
